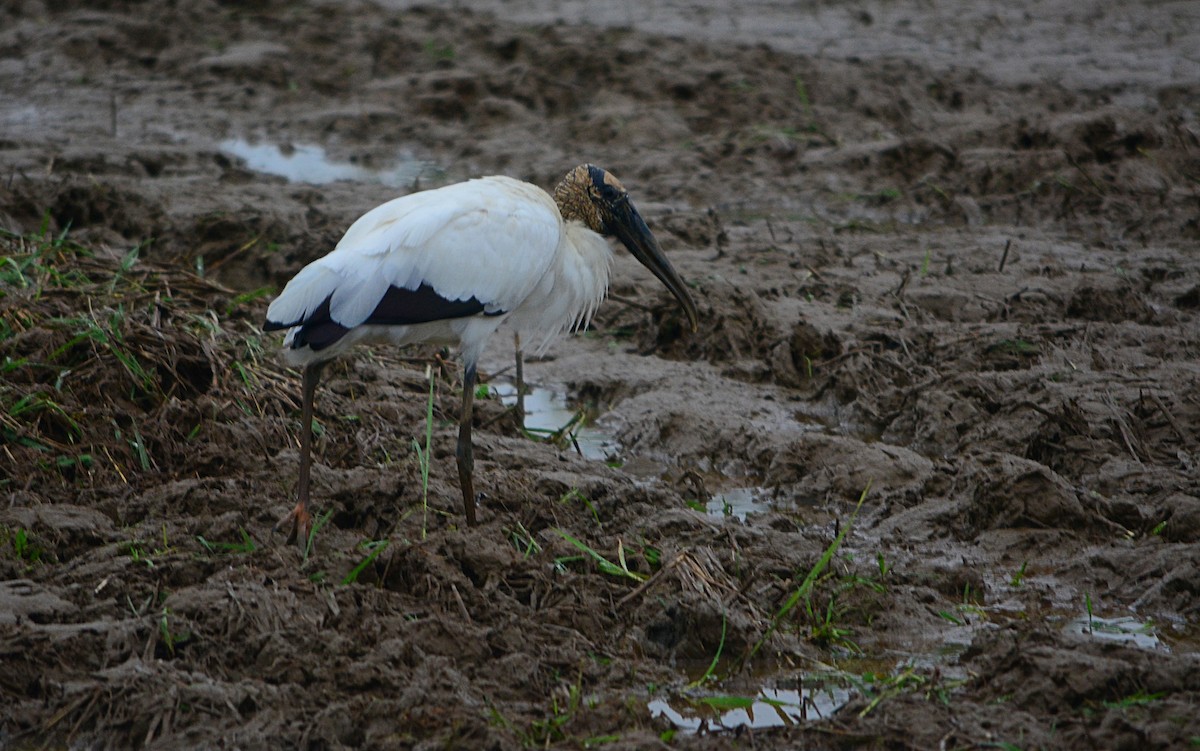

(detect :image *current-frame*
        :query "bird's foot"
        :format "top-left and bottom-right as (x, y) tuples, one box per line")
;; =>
(433, 349), (456, 383)
(509, 405), (527, 434)
(274, 502), (313, 548)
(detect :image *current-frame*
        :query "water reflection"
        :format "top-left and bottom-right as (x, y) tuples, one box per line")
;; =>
(707, 486), (770, 520)
(649, 681), (851, 734)
(220, 138), (437, 187)
(1066, 614), (1165, 651)
(490, 381), (618, 462)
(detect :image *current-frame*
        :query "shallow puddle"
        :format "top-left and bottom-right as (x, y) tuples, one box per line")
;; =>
(649, 679), (852, 733)
(220, 138), (437, 187)
(707, 486), (771, 520)
(1065, 614), (1165, 651)
(704, 484), (839, 523)
(490, 381), (618, 462)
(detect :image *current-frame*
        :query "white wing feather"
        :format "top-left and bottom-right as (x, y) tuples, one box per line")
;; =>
(267, 176), (562, 329)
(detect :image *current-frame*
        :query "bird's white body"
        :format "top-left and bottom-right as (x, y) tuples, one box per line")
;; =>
(267, 175), (613, 367)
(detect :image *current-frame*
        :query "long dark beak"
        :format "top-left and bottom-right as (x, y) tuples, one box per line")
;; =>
(611, 201), (700, 332)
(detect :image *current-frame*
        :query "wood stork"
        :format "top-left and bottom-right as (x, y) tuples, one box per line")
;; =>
(264, 164), (699, 538)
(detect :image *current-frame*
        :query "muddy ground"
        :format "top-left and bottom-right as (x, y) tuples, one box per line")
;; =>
(2, 0), (1199, 748)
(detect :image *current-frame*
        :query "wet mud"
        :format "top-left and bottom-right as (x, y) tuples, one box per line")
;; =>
(2, 0), (1199, 748)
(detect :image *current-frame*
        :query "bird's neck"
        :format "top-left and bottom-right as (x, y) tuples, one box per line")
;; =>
(512, 220), (612, 355)
(558, 221), (614, 316)
(553, 171), (602, 231)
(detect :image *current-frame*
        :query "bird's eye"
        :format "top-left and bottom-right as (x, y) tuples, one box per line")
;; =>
(599, 184), (621, 202)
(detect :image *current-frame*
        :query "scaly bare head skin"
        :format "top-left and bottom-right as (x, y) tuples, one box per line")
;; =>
(554, 164), (638, 232)
(553, 164), (700, 331)
(554, 164), (601, 230)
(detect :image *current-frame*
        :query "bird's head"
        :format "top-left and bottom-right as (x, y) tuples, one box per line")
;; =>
(555, 164), (700, 332)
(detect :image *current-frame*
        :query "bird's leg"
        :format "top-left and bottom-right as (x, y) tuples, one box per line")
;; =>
(456, 362), (479, 526)
(513, 332), (526, 431)
(276, 362), (325, 546)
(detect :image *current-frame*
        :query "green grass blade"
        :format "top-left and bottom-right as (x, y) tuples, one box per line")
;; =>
(552, 528), (645, 582)
(698, 696), (754, 710)
(342, 539), (389, 585)
(687, 609), (727, 688)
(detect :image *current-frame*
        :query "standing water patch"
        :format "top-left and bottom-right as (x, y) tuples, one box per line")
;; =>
(703, 485), (833, 522)
(490, 381), (618, 462)
(220, 139), (438, 188)
(1065, 614), (1165, 651)
(707, 486), (772, 520)
(649, 680), (852, 734)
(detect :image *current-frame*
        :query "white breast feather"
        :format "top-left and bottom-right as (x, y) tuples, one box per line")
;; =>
(506, 222), (613, 354)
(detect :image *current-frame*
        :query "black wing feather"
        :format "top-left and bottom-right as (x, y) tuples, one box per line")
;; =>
(264, 283), (504, 352)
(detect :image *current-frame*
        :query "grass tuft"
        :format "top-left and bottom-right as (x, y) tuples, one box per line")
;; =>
(196, 528), (256, 555)
(0, 223), (300, 488)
